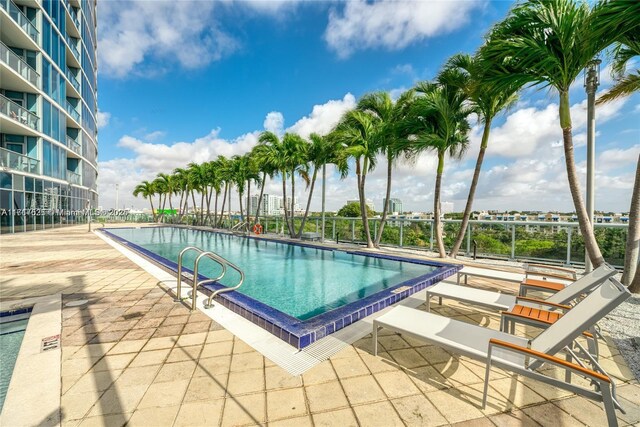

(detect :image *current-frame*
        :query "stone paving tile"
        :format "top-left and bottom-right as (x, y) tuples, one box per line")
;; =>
(2, 225), (638, 426)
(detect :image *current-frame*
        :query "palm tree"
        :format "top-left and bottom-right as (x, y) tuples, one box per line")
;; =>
(445, 53), (519, 258)
(152, 175), (169, 222)
(214, 156), (232, 228)
(186, 162), (206, 225)
(249, 143), (278, 227)
(296, 133), (327, 237)
(479, 0), (637, 267)
(172, 167), (189, 220)
(282, 132), (310, 237)
(331, 110), (381, 248)
(258, 131), (293, 235)
(133, 180), (156, 221)
(399, 75), (472, 258)
(357, 90), (415, 247)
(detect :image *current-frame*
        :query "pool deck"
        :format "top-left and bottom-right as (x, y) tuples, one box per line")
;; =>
(0, 224), (638, 427)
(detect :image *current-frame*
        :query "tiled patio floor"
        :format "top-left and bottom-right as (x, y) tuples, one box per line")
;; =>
(1, 224), (638, 426)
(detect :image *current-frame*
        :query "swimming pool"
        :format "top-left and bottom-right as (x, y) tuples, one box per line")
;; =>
(0, 308), (31, 412)
(103, 227), (461, 348)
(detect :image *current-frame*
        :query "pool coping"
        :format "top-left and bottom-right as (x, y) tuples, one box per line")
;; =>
(0, 293), (62, 427)
(99, 226), (462, 349)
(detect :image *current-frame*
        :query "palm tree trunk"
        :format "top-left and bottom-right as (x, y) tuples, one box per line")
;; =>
(219, 183), (228, 227)
(449, 118), (492, 257)
(624, 155), (640, 291)
(282, 173), (290, 235)
(200, 189), (206, 226)
(559, 91), (604, 266)
(298, 166), (318, 237)
(205, 187), (213, 226)
(190, 190), (197, 225)
(228, 184), (232, 228)
(254, 172), (267, 226)
(321, 164), (326, 241)
(213, 192), (219, 227)
(374, 153), (393, 247)
(357, 158), (374, 248)
(238, 191), (244, 222)
(177, 190), (184, 220)
(290, 171), (296, 237)
(148, 196), (156, 221)
(434, 151), (446, 258)
(246, 180), (251, 231)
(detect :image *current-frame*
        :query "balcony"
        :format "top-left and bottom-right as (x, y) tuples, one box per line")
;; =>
(66, 170), (81, 185)
(0, 147), (39, 174)
(0, 93), (39, 130)
(0, 41), (39, 87)
(0, 0), (39, 44)
(66, 67), (81, 93)
(65, 35), (81, 62)
(65, 99), (80, 123)
(66, 136), (81, 155)
(63, 0), (81, 31)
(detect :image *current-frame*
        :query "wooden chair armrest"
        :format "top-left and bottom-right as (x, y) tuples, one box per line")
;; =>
(514, 296), (572, 311)
(488, 339), (609, 382)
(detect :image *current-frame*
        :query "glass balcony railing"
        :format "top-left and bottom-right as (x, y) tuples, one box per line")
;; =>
(66, 136), (82, 155)
(0, 0), (39, 43)
(65, 100), (80, 122)
(0, 147), (39, 174)
(0, 93), (39, 130)
(66, 67), (81, 93)
(63, 0), (81, 30)
(0, 41), (39, 86)
(65, 35), (81, 62)
(66, 170), (81, 185)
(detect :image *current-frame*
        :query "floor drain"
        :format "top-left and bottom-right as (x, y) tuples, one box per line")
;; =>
(65, 299), (89, 307)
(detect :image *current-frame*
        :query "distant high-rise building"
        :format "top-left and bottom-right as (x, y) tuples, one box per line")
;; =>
(249, 194), (298, 216)
(383, 198), (403, 214)
(0, 0), (99, 234)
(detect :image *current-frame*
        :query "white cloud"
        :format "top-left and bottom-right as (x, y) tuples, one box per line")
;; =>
(287, 93), (356, 138)
(598, 145), (640, 172)
(98, 1), (238, 78)
(263, 112), (285, 136)
(96, 111), (111, 129)
(324, 0), (483, 58)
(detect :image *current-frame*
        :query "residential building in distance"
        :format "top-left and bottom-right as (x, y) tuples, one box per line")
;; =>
(383, 197), (402, 214)
(0, 0), (98, 234)
(249, 194), (300, 216)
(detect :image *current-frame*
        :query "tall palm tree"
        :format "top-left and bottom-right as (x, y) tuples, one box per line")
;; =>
(186, 162), (206, 225)
(172, 167), (189, 220)
(479, 0), (637, 267)
(133, 180), (156, 221)
(282, 132), (310, 237)
(258, 131), (293, 235)
(445, 53), (519, 257)
(357, 90), (415, 247)
(331, 110), (381, 248)
(249, 143), (278, 226)
(400, 76), (472, 257)
(214, 156), (232, 228)
(297, 133), (327, 237)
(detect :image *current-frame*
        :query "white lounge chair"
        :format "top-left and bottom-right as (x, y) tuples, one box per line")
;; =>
(373, 278), (630, 427)
(426, 263), (616, 312)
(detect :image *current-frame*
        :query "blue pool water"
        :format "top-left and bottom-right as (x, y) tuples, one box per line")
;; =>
(0, 309), (30, 412)
(107, 227), (437, 320)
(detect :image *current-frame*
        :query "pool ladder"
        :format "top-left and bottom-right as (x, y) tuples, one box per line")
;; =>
(175, 246), (245, 311)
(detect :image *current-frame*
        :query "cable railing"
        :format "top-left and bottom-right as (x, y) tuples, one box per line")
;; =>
(0, 147), (39, 174)
(0, 41), (39, 86)
(0, 93), (39, 130)
(0, 0), (39, 43)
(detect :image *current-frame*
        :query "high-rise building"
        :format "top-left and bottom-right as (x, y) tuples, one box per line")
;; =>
(383, 198), (403, 214)
(250, 194), (283, 216)
(0, 0), (98, 234)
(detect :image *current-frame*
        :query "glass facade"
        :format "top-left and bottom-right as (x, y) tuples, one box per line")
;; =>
(0, 0), (98, 234)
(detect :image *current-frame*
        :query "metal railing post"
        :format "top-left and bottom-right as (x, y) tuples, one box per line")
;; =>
(466, 223), (471, 256)
(351, 219), (355, 242)
(399, 222), (404, 247)
(332, 219), (336, 240)
(566, 227), (572, 266)
(511, 225), (516, 260)
(374, 221), (377, 240)
(315, 219), (319, 233)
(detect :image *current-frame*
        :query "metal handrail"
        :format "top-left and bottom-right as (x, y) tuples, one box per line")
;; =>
(175, 246), (244, 311)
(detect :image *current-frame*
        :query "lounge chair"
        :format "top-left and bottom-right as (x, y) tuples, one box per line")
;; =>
(373, 278), (630, 427)
(426, 263), (616, 312)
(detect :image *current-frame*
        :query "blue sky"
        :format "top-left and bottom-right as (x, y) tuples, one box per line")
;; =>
(96, 0), (639, 213)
